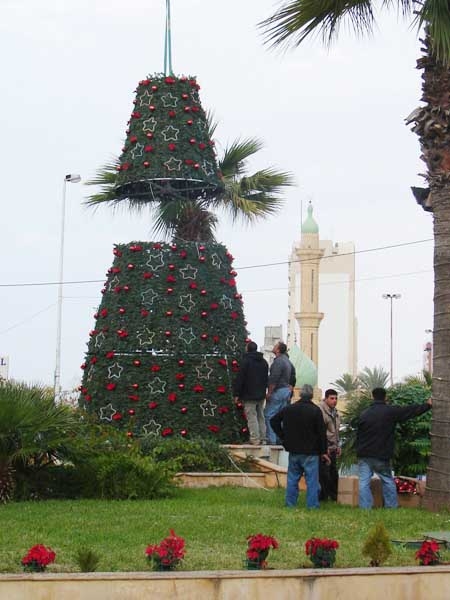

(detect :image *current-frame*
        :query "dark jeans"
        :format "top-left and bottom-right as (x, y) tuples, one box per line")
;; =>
(319, 451), (338, 501)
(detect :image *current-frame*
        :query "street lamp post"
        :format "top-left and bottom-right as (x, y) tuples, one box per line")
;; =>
(54, 174), (81, 401)
(382, 293), (401, 386)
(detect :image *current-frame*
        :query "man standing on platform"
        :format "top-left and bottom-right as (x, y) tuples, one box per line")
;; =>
(233, 341), (269, 445)
(319, 389), (341, 502)
(264, 342), (294, 445)
(270, 384), (329, 509)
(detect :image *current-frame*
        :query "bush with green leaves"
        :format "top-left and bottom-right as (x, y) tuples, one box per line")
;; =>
(140, 436), (235, 472)
(340, 382), (431, 476)
(362, 522), (392, 567)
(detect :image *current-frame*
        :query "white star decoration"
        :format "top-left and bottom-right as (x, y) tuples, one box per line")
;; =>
(108, 276), (120, 291)
(220, 295), (233, 310)
(143, 419), (162, 436)
(142, 117), (157, 132)
(211, 254), (222, 268)
(107, 362), (123, 379)
(161, 93), (178, 108)
(145, 251), (165, 270)
(196, 357), (213, 380)
(138, 90), (153, 107)
(94, 332), (106, 348)
(161, 125), (179, 141)
(180, 265), (198, 280)
(179, 327), (196, 345)
(100, 403), (117, 421)
(131, 143), (144, 159)
(141, 288), (158, 308)
(179, 294), (195, 313)
(147, 377), (166, 394)
(202, 160), (215, 176)
(137, 328), (155, 347)
(86, 365), (95, 382)
(200, 399), (217, 417)
(226, 335), (238, 352)
(164, 157), (182, 171)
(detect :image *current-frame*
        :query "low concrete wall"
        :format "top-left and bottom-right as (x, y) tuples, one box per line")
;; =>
(1, 567), (449, 600)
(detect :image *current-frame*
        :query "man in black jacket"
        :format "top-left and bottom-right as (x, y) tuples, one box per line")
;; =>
(233, 341), (269, 445)
(270, 384), (329, 508)
(357, 387), (432, 509)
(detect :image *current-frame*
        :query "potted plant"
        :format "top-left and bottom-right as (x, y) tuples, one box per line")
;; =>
(21, 544), (56, 572)
(145, 530), (185, 571)
(245, 533), (279, 569)
(415, 540), (441, 566)
(305, 538), (339, 568)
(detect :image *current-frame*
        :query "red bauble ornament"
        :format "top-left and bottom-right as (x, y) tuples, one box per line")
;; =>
(133, 359), (141, 367)
(167, 288), (174, 294)
(131, 383), (139, 389)
(201, 311), (208, 318)
(117, 329), (129, 338)
(175, 373), (185, 380)
(185, 159), (194, 166)
(178, 383), (185, 390)
(168, 392), (177, 403)
(143, 271), (153, 279)
(118, 307), (126, 315)
(193, 384), (204, 393)
(127, 263), (135, 270)
(151, 85), (158, 91)
(144, 144), (154, 152)
(178, 359), (185, 366)
(148, 401), (158, 409)
(168, 110), (176, 118)
(146, 132), (154, 139)
(198, 142), (206, 150)
(241, 427), (249, 434)
(216, 385), (227, 393)
(208, 425), (220, 433)
(165, 310), (173, 317)
(165, 330), (172, 337)
(168, 263), (176, 271)
(199, 256), (206, 263)
(151, 365), (161, 372)
(170, 243), (177, 251)
(141, 309), (149, 317)
(210, 303), (219, 310)
(191, 106), (200, 113)
(189, 138), (196, 145)
(213, 335), (220, 344)
(181, 314), (190, 322)
(149, 105), (156, 111)
(153, 243), (162, 249)
(112, 412), (122, 421)
(218, 358), (227, 367)
(181, 407), (188, 414)
(168, 143), (177, 151)
(90, 356), (98, 364)
(123, 285), (130, 292)
(186, 119), (193, 126)
(200, 289), (207, 296)
(106, 383), (116, 391)
(128, 409), (135, 416)
(85, 395), (92, 402)
(130, 135), (138, 143)
(127, 431), (134, 438)
(162, 427), (173, 437)
(179, 250), (187, 259)
(200, 333), (208, 340)
(232, 359), (238, 366)
(189, 282), (197, 290)
(80, 363), (86, 370)
(230, 311), (239, 320)
(106, 351), (115, 359)
(236, 402), (244, 409)
(180, 429), (188, 437)
(193, 163), (200, 169)
(165, 76), (176, 84)
(113, 248), (122, 257)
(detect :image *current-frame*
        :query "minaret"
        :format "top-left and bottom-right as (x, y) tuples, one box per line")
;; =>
(295, 203), (324, 367)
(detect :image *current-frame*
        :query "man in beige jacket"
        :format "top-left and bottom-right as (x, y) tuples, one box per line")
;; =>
(319, 389), (341, 501)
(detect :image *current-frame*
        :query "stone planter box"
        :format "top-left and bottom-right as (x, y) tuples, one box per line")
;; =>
(1, 566), (450, 600)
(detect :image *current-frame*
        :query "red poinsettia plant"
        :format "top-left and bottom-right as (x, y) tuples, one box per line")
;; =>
(145, 530), (185, 570)
(415, 539), (441, 566)
(394, 477), (417, 494)
(21, 544), (56, 572)
(246, 533), (279, 569)
(305, 538), (339, 568)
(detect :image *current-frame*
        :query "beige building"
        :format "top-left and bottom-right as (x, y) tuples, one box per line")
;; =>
(287, 203), (357, 389)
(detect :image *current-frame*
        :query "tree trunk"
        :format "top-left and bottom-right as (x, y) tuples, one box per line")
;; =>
(412, 35), (450, 510)
(423, 192), (450, 511)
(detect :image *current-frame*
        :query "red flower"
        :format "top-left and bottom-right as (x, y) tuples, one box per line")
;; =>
(145, 530), (185, 569)
(415, 540), (441, 566)
(21, 545), (56, 572)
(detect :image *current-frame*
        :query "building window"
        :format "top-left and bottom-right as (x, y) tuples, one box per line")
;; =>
(311, 270), (314, 303)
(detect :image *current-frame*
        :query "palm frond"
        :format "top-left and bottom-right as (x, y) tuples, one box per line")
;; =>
(219, 138), (264, 179)
(418, 0), (450, 64)
(84, 158), (121, 207)
(152, 199), (218, 242)
(260, 0), (378, 48)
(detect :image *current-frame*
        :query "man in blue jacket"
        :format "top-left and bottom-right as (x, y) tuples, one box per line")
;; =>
(357, 387), (432, 509)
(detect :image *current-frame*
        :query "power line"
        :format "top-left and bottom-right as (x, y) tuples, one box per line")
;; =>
(0, 303), (56, 335)
(0, 238), (433, 288)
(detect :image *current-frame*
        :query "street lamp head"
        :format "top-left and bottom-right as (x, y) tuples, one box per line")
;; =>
(65, 174), (81, 183)
(382, 293), (401, 300)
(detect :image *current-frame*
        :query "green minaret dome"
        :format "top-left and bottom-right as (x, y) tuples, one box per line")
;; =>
(288, 344), (318, 387)
(301, 202), (319, 234)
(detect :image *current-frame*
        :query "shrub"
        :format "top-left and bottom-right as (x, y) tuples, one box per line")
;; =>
(362, 522), (392, 567)
(75, 548), (100, 572)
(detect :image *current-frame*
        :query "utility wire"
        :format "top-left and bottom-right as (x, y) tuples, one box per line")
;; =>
(0, 303), (56, 335)
(0, 238), (433, 288)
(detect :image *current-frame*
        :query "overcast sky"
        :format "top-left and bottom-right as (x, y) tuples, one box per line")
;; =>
(0, 0), (434, 391)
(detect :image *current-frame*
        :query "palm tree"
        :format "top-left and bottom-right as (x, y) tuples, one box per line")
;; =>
(358, 366), (390, 391)
(260, 0), (450, 511)
(0, 381), (80, 502)
(85, 135), (293, 241)
(331, 372), (360, 395)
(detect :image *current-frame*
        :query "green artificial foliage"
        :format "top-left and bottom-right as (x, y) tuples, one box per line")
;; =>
(116, 74), (223, 202)
(75, 548), (100, 572)
(362, 522), (392, 567)
(79, 241), (249, 443)
(340, 383), (431, 476)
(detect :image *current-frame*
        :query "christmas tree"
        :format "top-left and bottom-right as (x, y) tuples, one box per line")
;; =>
(79, 240), (249, 442)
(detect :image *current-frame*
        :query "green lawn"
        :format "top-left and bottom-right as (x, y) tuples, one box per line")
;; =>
(1, 487), (449, 572)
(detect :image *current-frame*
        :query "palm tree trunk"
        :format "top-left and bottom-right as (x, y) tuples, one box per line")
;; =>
(423, 193), (450, 510)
